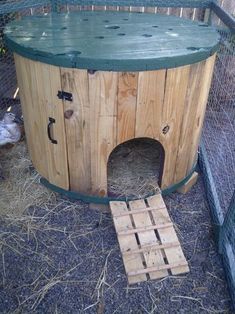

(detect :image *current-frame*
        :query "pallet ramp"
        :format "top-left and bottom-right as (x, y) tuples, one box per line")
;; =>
(110, 194), (189, 284)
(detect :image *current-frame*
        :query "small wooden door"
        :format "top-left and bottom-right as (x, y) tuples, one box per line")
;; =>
(14, 54), (69, 190)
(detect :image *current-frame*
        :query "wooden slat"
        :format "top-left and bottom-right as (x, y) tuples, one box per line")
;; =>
(194, 8), (205, 21)
(147, 195), (189, 275)
(144, 7), (156, 13)
(175, 55), (216, 183)
(34, 61), (69, 190)
(160, 65), (190, 188)
(157, 8), (169, 15)
(128, 261), (189, 276)
(186, 54), (216, 172)
(122, 241), (180, 256)
(135, 70), (166, 139)
(80, 5), (92, 10)
(110, 201), (147, 284)
(110, 195), (189, 283)
(106, 6), (118, 11)
(117, 72), (138, 144)
(89, 71), (118, 196)
(118, 6), (130, 12)
(174, 61), (205, 183)
(117, 222), (173, 236)
(113, 206), (165, 218)
(130, 6), (144, 13)
(182, 8), (194, 19)
(14, 54), (69, 189)
(169, 7), (181, 17)
(14, 54), (49, 179)
(60, 68), (91, 193)
(129, 199), (169, 280)
(93, 5), (106, 11)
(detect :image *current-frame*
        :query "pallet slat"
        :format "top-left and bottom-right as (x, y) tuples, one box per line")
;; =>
(147, 195), (190, 275)
(128, 261), (189, 277)
(113, 206), (165, 217)
(122, 241), (180, 256)
(109, 201), (147, 284)
(110, 194), (189, 284)
(117, 223), (173, 236)
(129, 199), (169, 280)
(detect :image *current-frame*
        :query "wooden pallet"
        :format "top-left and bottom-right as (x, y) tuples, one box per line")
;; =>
(109, 194), (189, 284)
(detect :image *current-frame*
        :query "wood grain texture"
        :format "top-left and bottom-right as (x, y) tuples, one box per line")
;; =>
(110, 195), (189, 284)
(186, 54), (216, 172)
(15, 51), (216, 195)
(135, 70), (166, 139)
(129, 199), (169, 279)
(60, 68), (91, 193)
(6, 12), (219, 72)
(117, 72), (138, 144)
(14, 54), (69, 189)
(34, 60), (69, 189)
(110, 201), (147, 284)
(14, 54), (49, 179)
(147, 195), (189, 275)
(174, 60), (207, 183)
(175, 55), (216, 183)
(88, 71), (118, 196)
(160, 65), (190, 188)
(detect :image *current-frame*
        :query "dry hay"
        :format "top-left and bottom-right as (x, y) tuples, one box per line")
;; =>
(0, 136), (163, 217)
(108, 138), (162, 199)
(0, 141), (56, 216)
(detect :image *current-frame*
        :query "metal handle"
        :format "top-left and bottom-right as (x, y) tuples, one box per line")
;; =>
(47, 117), (57, 144)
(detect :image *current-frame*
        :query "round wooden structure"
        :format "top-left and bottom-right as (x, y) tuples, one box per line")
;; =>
(4, 11), (219, 200)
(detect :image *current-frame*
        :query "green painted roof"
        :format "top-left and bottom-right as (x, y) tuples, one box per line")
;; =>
(4, 11), (220, 71)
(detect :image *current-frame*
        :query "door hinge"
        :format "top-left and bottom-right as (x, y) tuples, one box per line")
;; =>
(57, 90), (73, 102)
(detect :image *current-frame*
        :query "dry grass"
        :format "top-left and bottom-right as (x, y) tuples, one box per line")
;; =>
(0, 141), (56, 216)
(108, 138), (162, 199)
(0, 137), (163, 217)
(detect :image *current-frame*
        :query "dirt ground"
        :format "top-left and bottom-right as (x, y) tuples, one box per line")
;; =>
(0, 141), (233, 313)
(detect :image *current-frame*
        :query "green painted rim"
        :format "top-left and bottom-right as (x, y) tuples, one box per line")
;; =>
(4, 11), (220, 71)
(40, 162), (198, 204)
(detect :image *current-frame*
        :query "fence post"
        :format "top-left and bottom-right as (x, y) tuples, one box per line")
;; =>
(219, 191), (235, 252)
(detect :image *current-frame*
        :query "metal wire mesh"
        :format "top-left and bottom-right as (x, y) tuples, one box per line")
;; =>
(202, 28), (235, 214)
(199, 0), (235, 307)
(0, 1), (51, 113)
(219, 190), (235, 306)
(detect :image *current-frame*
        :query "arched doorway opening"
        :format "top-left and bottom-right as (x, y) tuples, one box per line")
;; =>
(107, 137), (165, 199)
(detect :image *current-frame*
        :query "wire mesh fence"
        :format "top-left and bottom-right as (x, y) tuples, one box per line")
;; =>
(199, 0), (235, 307)
(202, 28), (235, 214)
(0, 1), (51, 115)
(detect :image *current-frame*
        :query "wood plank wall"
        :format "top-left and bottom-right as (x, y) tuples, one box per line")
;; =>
(14, 54), (216, 195)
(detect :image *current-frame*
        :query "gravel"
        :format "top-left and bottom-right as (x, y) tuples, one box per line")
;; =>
(0, 175), (233, 313)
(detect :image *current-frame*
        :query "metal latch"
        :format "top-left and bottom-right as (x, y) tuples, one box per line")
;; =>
(57, 91), (73, 102)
